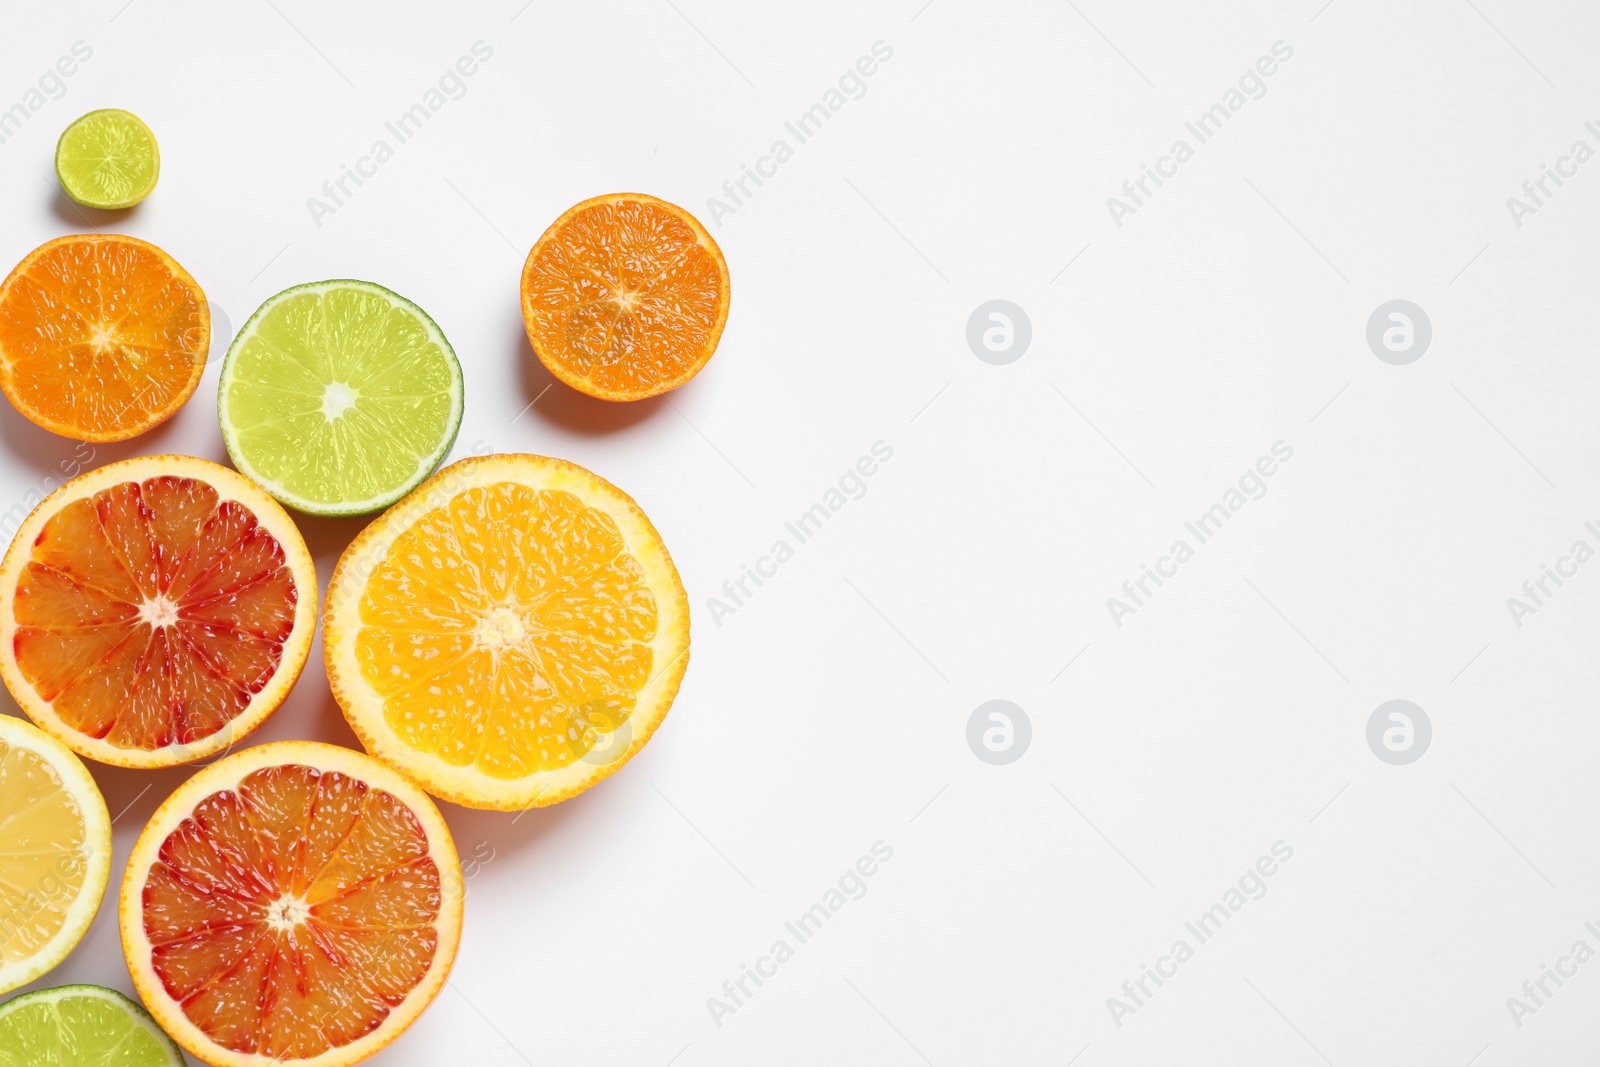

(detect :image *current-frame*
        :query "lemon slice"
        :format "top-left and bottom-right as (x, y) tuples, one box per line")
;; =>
(55, 110), (159, 210)
(0, 715), (111, 995)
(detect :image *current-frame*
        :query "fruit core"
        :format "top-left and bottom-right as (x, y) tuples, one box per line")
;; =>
(320, 381), (358, 421)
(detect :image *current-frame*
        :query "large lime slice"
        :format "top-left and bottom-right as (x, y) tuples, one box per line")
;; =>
(219, 280), (465, 516)
(0, 985), (183, 1066)
(55, 110), (159, 210)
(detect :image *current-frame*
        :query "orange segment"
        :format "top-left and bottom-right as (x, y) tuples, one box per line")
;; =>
(324, 454), (690, 809)
(0, 234), (209, 441)
(0, 455), (318, 767)
(120, 741), (462, 1067)
(521, 193), (730, 401)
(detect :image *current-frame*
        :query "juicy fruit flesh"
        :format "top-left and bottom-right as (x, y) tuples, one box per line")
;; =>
(0, 989), (177, 1066)
(13, 476), (296, 751)
(57, 111), (158, 207)
(355, 483), (658, 779)
(0, 239), (205, 437)
(0, 742), (88, 965)
(524, 199), (723, 394)
(141, 764), (442, 1060)
(224, 285), (458, 509)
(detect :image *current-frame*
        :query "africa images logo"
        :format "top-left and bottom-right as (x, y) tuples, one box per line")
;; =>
(0, 40), (93, 147)
(1106, 841), (1294, 1028)
(707, 441), (893, 627)
(306, 41), (494, 228)
(704, 41), (894, 226)
(706, 841), (895, 1028)
(1105, 441), (1294, 627)
(1105, 40), (1294, 229)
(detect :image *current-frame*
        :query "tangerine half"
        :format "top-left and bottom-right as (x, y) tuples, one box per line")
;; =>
(0, 234), (209, 441)
(520, 193), (730, 401)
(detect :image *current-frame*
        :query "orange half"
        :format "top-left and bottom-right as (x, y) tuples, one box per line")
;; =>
(521, 193), (730, 401)
(0, 234), (209, 441)
(324, 453), (690, 809)
(120, 740), (463, 1067)
(0, 455), (317, 767)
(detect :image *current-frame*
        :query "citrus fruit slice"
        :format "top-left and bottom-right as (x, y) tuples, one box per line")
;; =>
(0, 985), (183, 1066)
(0, 716), (111, 996)
(521, 193), (730, 401)
(218, 280), (465, 517)
(120, 740), (462, 1067)
(324, 453), (690, 809)
(0, 234), (207, 442)
(55, 109), (160, 210)
(0, 455), (317, 768)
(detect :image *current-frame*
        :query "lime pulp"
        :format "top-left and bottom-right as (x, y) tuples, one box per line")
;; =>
(218, 280), (465, 516)
(55, 109), (159, 210)
(0, 985), (184, 1066)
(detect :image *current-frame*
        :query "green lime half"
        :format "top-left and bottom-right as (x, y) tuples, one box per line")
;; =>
(219, 280), (465, 516)
(55, 109), (159, 209)
(0, 985), (184, 1066)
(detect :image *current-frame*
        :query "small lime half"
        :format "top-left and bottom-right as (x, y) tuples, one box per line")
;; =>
(55, 110), (159, 209)
(219, 280), (465, 516)
(0, 985), (184, 1066)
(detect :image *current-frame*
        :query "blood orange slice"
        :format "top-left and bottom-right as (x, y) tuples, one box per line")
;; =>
(0, 455), (317, 767)
(119, 741), (463, 1067)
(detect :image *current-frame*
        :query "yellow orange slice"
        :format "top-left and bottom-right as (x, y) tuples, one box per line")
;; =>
(120, 740), (462, 1067)
(0, 455), (317, 767)
(324, 453), (690, 809)
(0, 713), (111, 996)
(0, 235), (208, 441)
(521, 193), (730, 401)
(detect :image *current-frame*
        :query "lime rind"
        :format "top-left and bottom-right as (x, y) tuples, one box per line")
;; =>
(54, 110), (159, 210)
(0, 984), (184, 1066)
(218, 280), (465, 517)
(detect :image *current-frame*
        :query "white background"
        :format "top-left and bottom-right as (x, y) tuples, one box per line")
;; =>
(3, 0), (1599, 1064)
